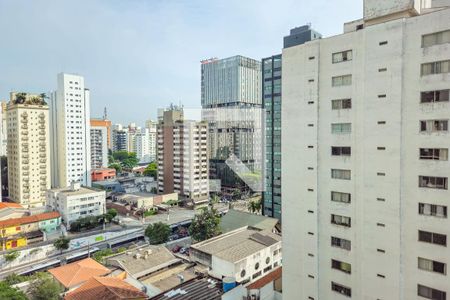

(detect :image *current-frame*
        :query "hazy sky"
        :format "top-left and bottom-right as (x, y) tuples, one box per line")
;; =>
(0, 0), (362, 126)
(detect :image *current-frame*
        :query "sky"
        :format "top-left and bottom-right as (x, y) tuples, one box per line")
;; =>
(0, 0), (362, 126)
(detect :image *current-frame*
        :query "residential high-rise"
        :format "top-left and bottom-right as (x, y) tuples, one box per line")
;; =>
(50, 73), (91, 188)
(263, 26), (322, 220)
(90, 123), (108, 169)
(201, 55), (262, 192)
(7, 92), (50, 208)
(0, 101), (7, 156)
(282, 1), (450, 299)
(145, 119), (157, 162)
(90, 118), (112, 149)
(157, 107), (209, 204)
(112, 124), (129, 152)
(134, 127), (150, 163)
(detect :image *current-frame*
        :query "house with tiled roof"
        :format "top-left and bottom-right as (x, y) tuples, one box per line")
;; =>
(0, 211), (60, 249)
(48, 258), (111, 291)
(64, 276), (148, 300)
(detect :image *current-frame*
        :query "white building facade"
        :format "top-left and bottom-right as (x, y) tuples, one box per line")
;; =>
(47, 182), (106, 227)
(50, 73), (91, 188)
(145, 119), (157, 162)
(282, 1), (450, 300)
(7, 93), (51, 208)
(90, 125), (108, 169)
(134, 128), (150, 163)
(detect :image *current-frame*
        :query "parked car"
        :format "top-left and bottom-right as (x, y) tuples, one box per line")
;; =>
(180, 247), (189, 255)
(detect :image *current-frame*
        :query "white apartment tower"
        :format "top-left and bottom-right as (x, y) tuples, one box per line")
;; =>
(157, 108), (209, 203)
(134, 127), (150, 163)
(50, 73), (91, 188)
(90, 125), (108, 169)
(145, 119), (157, 162)
(282, 1), (450, 300)
(7, 93), (51, 208)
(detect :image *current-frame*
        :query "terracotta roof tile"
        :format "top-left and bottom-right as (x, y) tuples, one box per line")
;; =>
(0, 202), (23, 210)
(64, 276), (148, 300)
(247, 267), (282, 290)
(0, 211), (60, 228)
(48, 258), (111, 288)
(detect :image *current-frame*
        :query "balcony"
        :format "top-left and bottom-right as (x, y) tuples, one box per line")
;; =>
(39, 125), (45, 130)
(39, 119), (45, 124)
(39, 147), (46, 152)
(39, 130), (45, 135)
(39, 165), (46, 169)
(21, 125), (28, 129)
(40, 158), (46, 163)
(40, 176), (47, 180)
(40, 170), (47, 174)
(22, 160), (29, 164)
(39, 137), (45, 141)
(23, 174), (29, 178)
(22, 166), (29, 171)
(22, 131), (28, 135)
(39, 154), (46, 158)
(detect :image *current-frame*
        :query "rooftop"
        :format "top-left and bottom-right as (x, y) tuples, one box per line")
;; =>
(106, 245), (180, 279)
(0, 211), (60, 228)
(151, 277), (222, 300)
(220, 210), (279, 233)
(0, 202), (23, 210)
(48, 258), (111, 288)
(64, 276), (148, 300)
(51, 186), (104, 196)
(191, 227), (281, 263)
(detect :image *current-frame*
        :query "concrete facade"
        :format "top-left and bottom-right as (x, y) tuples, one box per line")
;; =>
(50, 73), (91, 188)
(7, 93), (51, 208)
(90, 125), (108, 169)
(282, 3), (450, 300)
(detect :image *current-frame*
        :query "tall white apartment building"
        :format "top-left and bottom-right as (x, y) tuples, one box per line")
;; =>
(90, 125), (108, 169)
(134, 127), (150, 163)
(47, 182), (106, 228)
(282, 1), (450, 299)
(50, 73), (91, 188)
(157, 108), (209, 203)
(0, 102), (7, 156)
(145, 119), (157, 162)
(7, 93), (51, 208)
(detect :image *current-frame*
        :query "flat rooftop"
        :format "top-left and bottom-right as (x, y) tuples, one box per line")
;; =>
(151, 276), (222, 300)
(106, 245), (180, 279)
(51, 186), (104, 196)
(191, 227), (281, 263)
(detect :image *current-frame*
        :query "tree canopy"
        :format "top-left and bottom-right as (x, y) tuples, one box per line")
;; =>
(0, 281), (27, 300)
(145, 222), (171, 245)
(53, 236), (70, 253)
(188, 208), (221, 242)
(28, 273), (63, 300)
(143, 162), (157, 178)
(109, 151), (139, 170)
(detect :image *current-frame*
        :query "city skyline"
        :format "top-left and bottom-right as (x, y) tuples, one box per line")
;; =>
(0, 0), (362, 125)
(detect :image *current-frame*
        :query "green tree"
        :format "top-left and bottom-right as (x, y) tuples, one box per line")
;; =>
(3, 273), (26, 286)
(145, 222), (171, 245)
(188, 208), (221, 242)
(53, 236), (70, 253)
(108, 162), (123, 174)
(4, 250), (20, 263)
(29, 273), (62, 300)
(112, 150), (129, 161)
(122, 152), (139, 169)
(93, 248), (113, 263)
(247, 198), (262, 214)
(0, 281), (27, 300)
(143, 162), (157, 178)
(209, 194), (220, 209)
(107, 208), (117, 219)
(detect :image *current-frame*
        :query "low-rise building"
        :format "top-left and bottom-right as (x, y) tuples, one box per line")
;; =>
(0, 202), (27, 220)
(190, 227), (282, 284)
(64, 276), (148, 300)
(48, 258), (111, 291)
(220, 210), (280, 234)
(47, 182), (106, 228)
(113, 192), (178, 211)
(0, 211), (60, 250)
(91, 168), (116, 182)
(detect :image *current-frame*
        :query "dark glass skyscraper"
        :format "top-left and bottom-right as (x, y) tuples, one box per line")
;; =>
(263, 25), (321, 220)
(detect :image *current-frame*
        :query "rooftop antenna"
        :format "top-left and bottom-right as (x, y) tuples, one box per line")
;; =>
(103, 107), (108, 120)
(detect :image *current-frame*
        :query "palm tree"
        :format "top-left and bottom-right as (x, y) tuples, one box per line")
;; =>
(247, 199), (262, 214)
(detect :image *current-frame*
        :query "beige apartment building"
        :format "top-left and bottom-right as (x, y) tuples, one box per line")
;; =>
(157, 107), (209, 204)
(282, 0), (450, 299)
(7, 92), (50, 208)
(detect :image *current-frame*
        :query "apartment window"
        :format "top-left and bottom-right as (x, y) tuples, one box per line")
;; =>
(332, 98), (352, 110)
(332, 169), (351, 180)
(331, 191), (351, 203)
(332, 123), (352, 134)
(418, 230), (447, 246)
(379, 41), (388, 45)
(422, 30), (450, 47)
(332, 50), (353, 63)
(332, 75), (352, 87)
(331, 236), (351, 250)
(332, 147), (351, 156)
(418, 284), (446, 300)
(331, 282), (351, 297)
(331, 259), (351, 274)
(420, 148), (448, 160)
(419, 176), (448, 189)
(419, 203), (447, 218)
(421, 60), (450, 76)
(421, 90), (450, 103)
(331, 214), (351, 227)
(418, 257), (447, 275)
(420, 120), (448, 132)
